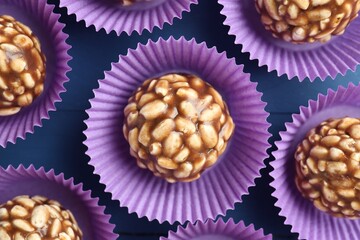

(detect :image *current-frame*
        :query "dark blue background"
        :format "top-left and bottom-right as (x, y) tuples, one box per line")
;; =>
(1, 0), (359, 239)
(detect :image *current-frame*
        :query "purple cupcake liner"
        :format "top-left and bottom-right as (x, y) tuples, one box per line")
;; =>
(218, 0), (360, 82)
(270, 82), (360, 240)
(0, 164), (117, 239)
(0, 0), (71, 147)
(84, 37), (271, 224)
(161, 219), (272, 240)
(59, 0), (198, 36)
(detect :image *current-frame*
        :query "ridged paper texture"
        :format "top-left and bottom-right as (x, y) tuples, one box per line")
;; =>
(161, 219), (272, 240)
(218, 0), (360, 81)
(84, 37), (271, 224)
(59, 0), (198, 35)
(271, 83), (360, 240)
(0, 0), (71, 147)
(0, 165), (117, 240)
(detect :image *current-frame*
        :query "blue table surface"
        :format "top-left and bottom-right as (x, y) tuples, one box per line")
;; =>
(1, 0), (360, 239)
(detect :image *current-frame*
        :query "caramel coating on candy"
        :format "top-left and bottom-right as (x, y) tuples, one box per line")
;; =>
(121, 0), (153, 6)
(255, 0), (360, 44)
(0, 15), (46, 116)
(295, 117), (360, 218)
(123, 73), (235, 183)
(0, 195), (83, 239)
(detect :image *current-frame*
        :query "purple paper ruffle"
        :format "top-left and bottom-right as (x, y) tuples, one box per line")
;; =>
(0, 0), (71, 147)
(0, 164), (117, 240)
(161, 219), (272, 240)
(218, 0), (360, 81)
(84, 37), (271, 224)
(59, 0), (198, 35)
(271, 83), (360, 240)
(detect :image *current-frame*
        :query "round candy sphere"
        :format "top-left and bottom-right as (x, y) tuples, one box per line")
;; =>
(123, 73), (235, 183)
(0, 195), (83, 239)
(295, 117), (360, 218)
(121, 0), (154, 6)
(255, 0), (360, 44)
(0, 15), (46, 116)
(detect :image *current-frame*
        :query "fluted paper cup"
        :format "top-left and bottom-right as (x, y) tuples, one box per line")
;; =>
(84, 37), (271, 224)
(270, 82), (360, 240)
(0, 164), (117, 239)
(218, 0), (360, 82)
(161, 219), (272, 240)
(59, 0), (198, 36)
(0, 0), (71, 147)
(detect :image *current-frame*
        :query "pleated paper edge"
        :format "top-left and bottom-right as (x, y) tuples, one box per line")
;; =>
(161, 218), (273, 240)
(218, 0), (360, 82)
(84, 36), (272, 225)
(0, 0), (72, 148)
(0, 164), (117, 240)
(269, 82), (360, 239)
(59, 0), (199, 36)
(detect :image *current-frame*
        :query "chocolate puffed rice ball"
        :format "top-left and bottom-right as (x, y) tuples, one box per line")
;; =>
(295, 117), (360, 218)
(0, 15), (46, 116)
(121, 0), (154, 6)
(123, 73), (235, 183)
(255, 0), (360, 44)
(0, 195), (83, 239)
